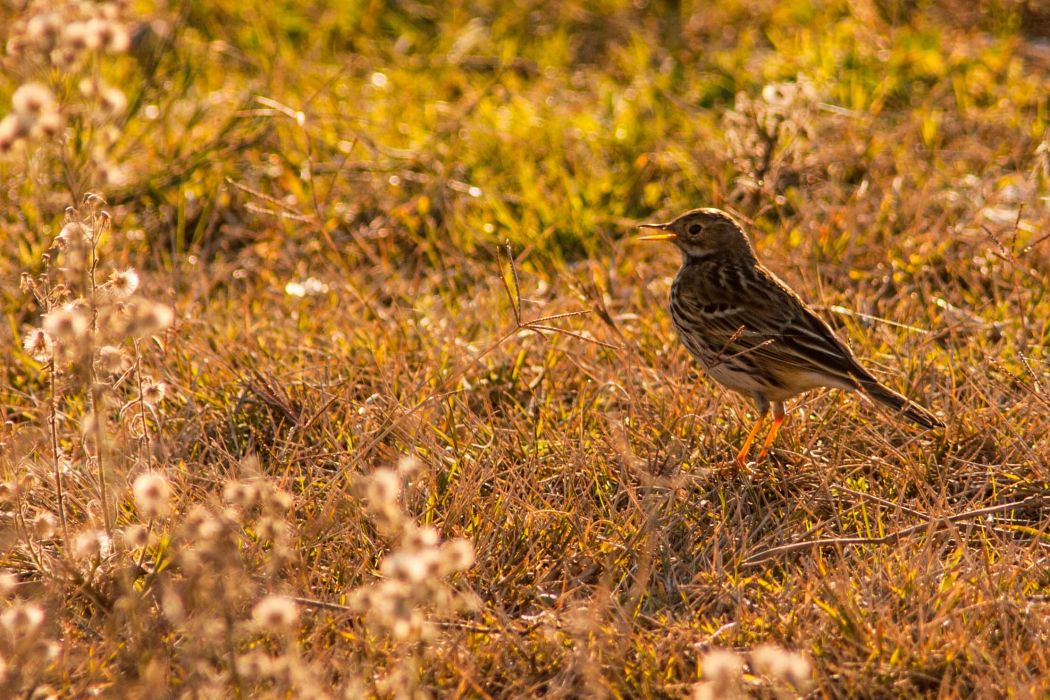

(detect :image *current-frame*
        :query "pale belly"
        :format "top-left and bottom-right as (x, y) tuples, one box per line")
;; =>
(674, 326), (770, 394)
(703, 360), (775, 395)
(674, 324), (852, 401)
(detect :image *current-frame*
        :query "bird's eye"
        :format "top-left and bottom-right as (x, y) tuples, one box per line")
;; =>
(688, 224), (702, 235)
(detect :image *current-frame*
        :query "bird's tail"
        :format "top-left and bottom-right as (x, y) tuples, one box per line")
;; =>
(857, 378), (943, 430)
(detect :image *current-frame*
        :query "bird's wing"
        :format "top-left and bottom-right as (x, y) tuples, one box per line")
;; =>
(677, 263), (874, 385)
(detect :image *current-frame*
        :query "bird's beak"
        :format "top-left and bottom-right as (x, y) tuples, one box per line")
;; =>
(638, 222), (676, 241)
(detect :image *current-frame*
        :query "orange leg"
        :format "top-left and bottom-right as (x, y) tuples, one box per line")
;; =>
(756, 401), (787, 460)
(734, 406), (768, 466)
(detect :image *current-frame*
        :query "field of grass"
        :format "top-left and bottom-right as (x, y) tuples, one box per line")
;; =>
(2, 0), (1050, 696)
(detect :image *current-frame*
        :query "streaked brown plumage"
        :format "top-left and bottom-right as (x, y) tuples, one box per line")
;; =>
(640, 207), (942, 464)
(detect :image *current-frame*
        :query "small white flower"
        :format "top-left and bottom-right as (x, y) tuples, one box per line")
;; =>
(123, 524), (148, 548)
(403, 525), (440, 550)
(236, 650), (275, 680)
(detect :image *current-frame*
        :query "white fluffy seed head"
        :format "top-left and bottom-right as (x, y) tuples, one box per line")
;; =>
(236, 650), (275, 680)
(99, 86), (127, 116)
(26, 13), (62, 47)
(365, 468), (401, 508)
(1, 603), (44, 639)
(31, 109), (63, 138)
(161, 587), (185, 624)
(0, 571), (17, 598)
(12, 83), (56, 116)
(264, 488), (293, 512)
(22, 328), (53, 362)
(33, 511), (58, 539)
(107, 24), (130, 53)
(43, 307), (89, 341)
(403, 525), (440, 550)
(78, 78), (97, 98)
(397, 454), (422, 478)
(750, 644), (812, 691)
(252, 595), (299, 632)
(701, 649), (743, 684)
(223, 481), (258, 509)
(0, 114), (29, 151)
(129, 301), (173, 336)
(381, 549), (442, 584)
(85, 18), (113, 51)
(133, 472), (172, 519)
(56, 221), (90, 246)
(74, 20), (101, 50)
(123, 523), (148, 548)
(102, 162), (127, 187)
(440, 539), (476, 572)
(72, 530), (106, 559)
(97, 345), (127, 373)
(107, 267), (139, 299)
(79, 411), (100, 438)
(141, 380), (167, 406)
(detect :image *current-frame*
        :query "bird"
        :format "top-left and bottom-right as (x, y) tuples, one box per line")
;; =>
(639, 207), (942, 465)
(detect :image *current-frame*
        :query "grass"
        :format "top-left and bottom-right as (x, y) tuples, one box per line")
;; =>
(1, 0), (1049, 696)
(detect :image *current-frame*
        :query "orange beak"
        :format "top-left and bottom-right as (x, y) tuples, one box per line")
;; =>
(638, 222), (677, 241)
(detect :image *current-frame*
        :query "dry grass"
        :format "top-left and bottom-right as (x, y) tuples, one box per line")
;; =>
(1, 0), (1049, 697)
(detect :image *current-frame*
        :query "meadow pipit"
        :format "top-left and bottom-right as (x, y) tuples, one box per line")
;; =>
(640, 208), (942, 465)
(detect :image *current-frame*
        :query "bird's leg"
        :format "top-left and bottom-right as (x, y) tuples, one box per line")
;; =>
(756, 401), (787, 460)
(735, 401), (769, 466)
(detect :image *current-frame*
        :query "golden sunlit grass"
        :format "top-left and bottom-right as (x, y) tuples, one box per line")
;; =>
(1, 0), (1049, 696)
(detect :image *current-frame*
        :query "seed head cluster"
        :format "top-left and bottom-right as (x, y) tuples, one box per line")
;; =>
(0, 82), (60, 151)
(2, 1), (133, 189)
(693, 645), (813, 699)
(347, 466), (477, 649)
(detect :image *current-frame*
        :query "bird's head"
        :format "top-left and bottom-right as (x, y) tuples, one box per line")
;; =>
(638, 208), (755, 261)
